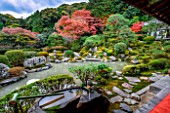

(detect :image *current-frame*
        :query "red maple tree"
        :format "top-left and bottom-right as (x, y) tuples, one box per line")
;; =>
(1, 27), (39, 40)
(131, 22), (144, 33)
(55, 9), (104, 40)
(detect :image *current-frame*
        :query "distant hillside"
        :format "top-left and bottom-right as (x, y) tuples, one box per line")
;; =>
(0, 1), (152, 32)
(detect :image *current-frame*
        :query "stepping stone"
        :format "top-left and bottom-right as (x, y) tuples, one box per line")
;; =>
(105, 90), (113, 96)
(123, 89), (132, 93)
(131, 93), (140, 101)
(124, 98), (139, 105)
(122, 82), (133, 89)
(112, 86), (130, 97)
(149, 76), (163, 82)
(113, 110), (128, 113)
(118, 77), (123, 80)
(109, 95), (123, 104)
(120, 103), (133, 113)
(125, 77), (141, 83)
(140, 77), (148, 80)
(129, 82), (137, 85)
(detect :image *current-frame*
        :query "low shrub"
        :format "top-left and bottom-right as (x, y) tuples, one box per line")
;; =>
(164, 45), (170, 53)
(122, 65), (139, 76)
(38, 51), (49, 57)
(24, 51), (37, 58)
(5, 50), (26, 66)
(64, 50), (74, 58)
(0, 55), (11, 67)
(148, 58), (170, 70)
(97, 64), (112, 78)
(114, 42), (127, 54)
(8, 66), (25, 77)
(141, 56), (150, 63)
(143, 36), (155, 44)
(152, 50), (167, 59)
(94, 76), (107, 85)
(129, 50), (138, 55)
(136, 41), (144, 46)
(136, 64), (148, 72)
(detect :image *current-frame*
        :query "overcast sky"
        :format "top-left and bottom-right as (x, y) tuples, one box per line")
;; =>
(0, 0), (89, 18)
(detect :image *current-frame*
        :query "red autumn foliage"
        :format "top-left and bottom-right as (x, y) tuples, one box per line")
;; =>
(131, 22), (144, 33)
(1, 27), (39, 40)
(55, 9), (104, 40)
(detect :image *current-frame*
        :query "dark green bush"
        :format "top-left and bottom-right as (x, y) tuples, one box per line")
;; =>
(143, 36), (155, 44)
(141, 56), (150, 63)
(114, 42), (127, 54)
(152, 50), (167, 59)
(148, 58), (170, 70)
(64, 50), (74, 58)
(0, 55), (11, 67)
(5, 50), (26, 66)
(136, 64), (148, 72)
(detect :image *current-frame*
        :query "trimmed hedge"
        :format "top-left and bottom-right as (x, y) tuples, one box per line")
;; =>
(24, 51), (37, 58)
(122, 65), (138, 76)
(0, 55), (11, 67)
(64, 50), (74, 58)
(114, 42), (127, 54)
(5, 50), (25, 66)
(8, 66), (25, 77)
(38, 51), (49, 57)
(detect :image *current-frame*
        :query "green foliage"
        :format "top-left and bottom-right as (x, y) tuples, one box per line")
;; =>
(5, 50), (25, 66)
(47, 35), (66, 47)
(94, 76), (107, 85)
(107, 49), (113, 56)
(38, 51), (49, 57)
(143, 36), (155, 44)
(148, 58), (170, 70)
(24, 51), (37, 58)
(152, 50), (167, 59)
(70, 36), (86, 52)
(141, 56), (150, 63)
(114, 42), (127, 54)
(83, 35), (104, 48)
(164, 45), (170, 53)
(64, 50), (74, 58)
(0, 55), (11, 67)
(69, 64), (97, 85)
(129, 50), (138, 55)
(97, 64), (112, 78)
(106, 14), (129, 33)
(136, 63), (148, 72)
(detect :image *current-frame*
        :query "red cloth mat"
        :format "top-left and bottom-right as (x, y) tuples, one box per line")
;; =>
(150, 93), (170, 113)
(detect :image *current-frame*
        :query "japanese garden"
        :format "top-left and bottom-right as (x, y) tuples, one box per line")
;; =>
(0, 0), (170, 113)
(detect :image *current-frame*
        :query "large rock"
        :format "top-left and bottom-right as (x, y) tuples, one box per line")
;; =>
(109, 95), (123, 104)
(115, 71), (122, 76)
(113, 110), (128, 113)
(109, 56), (117, 61)
(120, 103), (133, 113)
(112, 86), (130, 97)
(0, 63), (10, 78)
(125, 77), (141, 83)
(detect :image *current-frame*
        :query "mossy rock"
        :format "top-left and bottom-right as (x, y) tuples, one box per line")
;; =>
(148, 58), (170, 70)
(136, 41), (145, 47)
(140, 71), (152, 76)
(141, 56), (150, 63)
(143, 36), (155, 44)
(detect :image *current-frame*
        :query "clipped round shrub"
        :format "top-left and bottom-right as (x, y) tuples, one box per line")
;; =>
(94, 75), (107, 85)
(114, 42), (127, 54)
(8, 66), (25, 77)
(64, 50), (74, 58)
(0, 55), (11, 67)
(5, 50), (26, 66)
(136, 41), (144, 46)
(143, 36), (155, 44)
(148, 58), (170, 70)
(152, 51), (167, 59)
(24, 51), (37, 58)
(38, 51), (49, 57)
(122, 65), (139, 76)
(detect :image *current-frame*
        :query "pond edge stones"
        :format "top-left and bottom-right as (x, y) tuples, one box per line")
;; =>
(112, 86), (130, 98)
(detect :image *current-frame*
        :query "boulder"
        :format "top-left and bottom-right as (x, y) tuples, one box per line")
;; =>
(109, 95), (123, 104)
(109, 56), (117, 61)
(115, 71), (122, 76)
(112, 86), (130, 97)
(0, 63), (10, 78)
(120, 103), (133, 113)
(55, 59), (61, 63)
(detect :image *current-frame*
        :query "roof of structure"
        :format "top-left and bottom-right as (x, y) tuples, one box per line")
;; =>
(122, 0), (170, 25)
